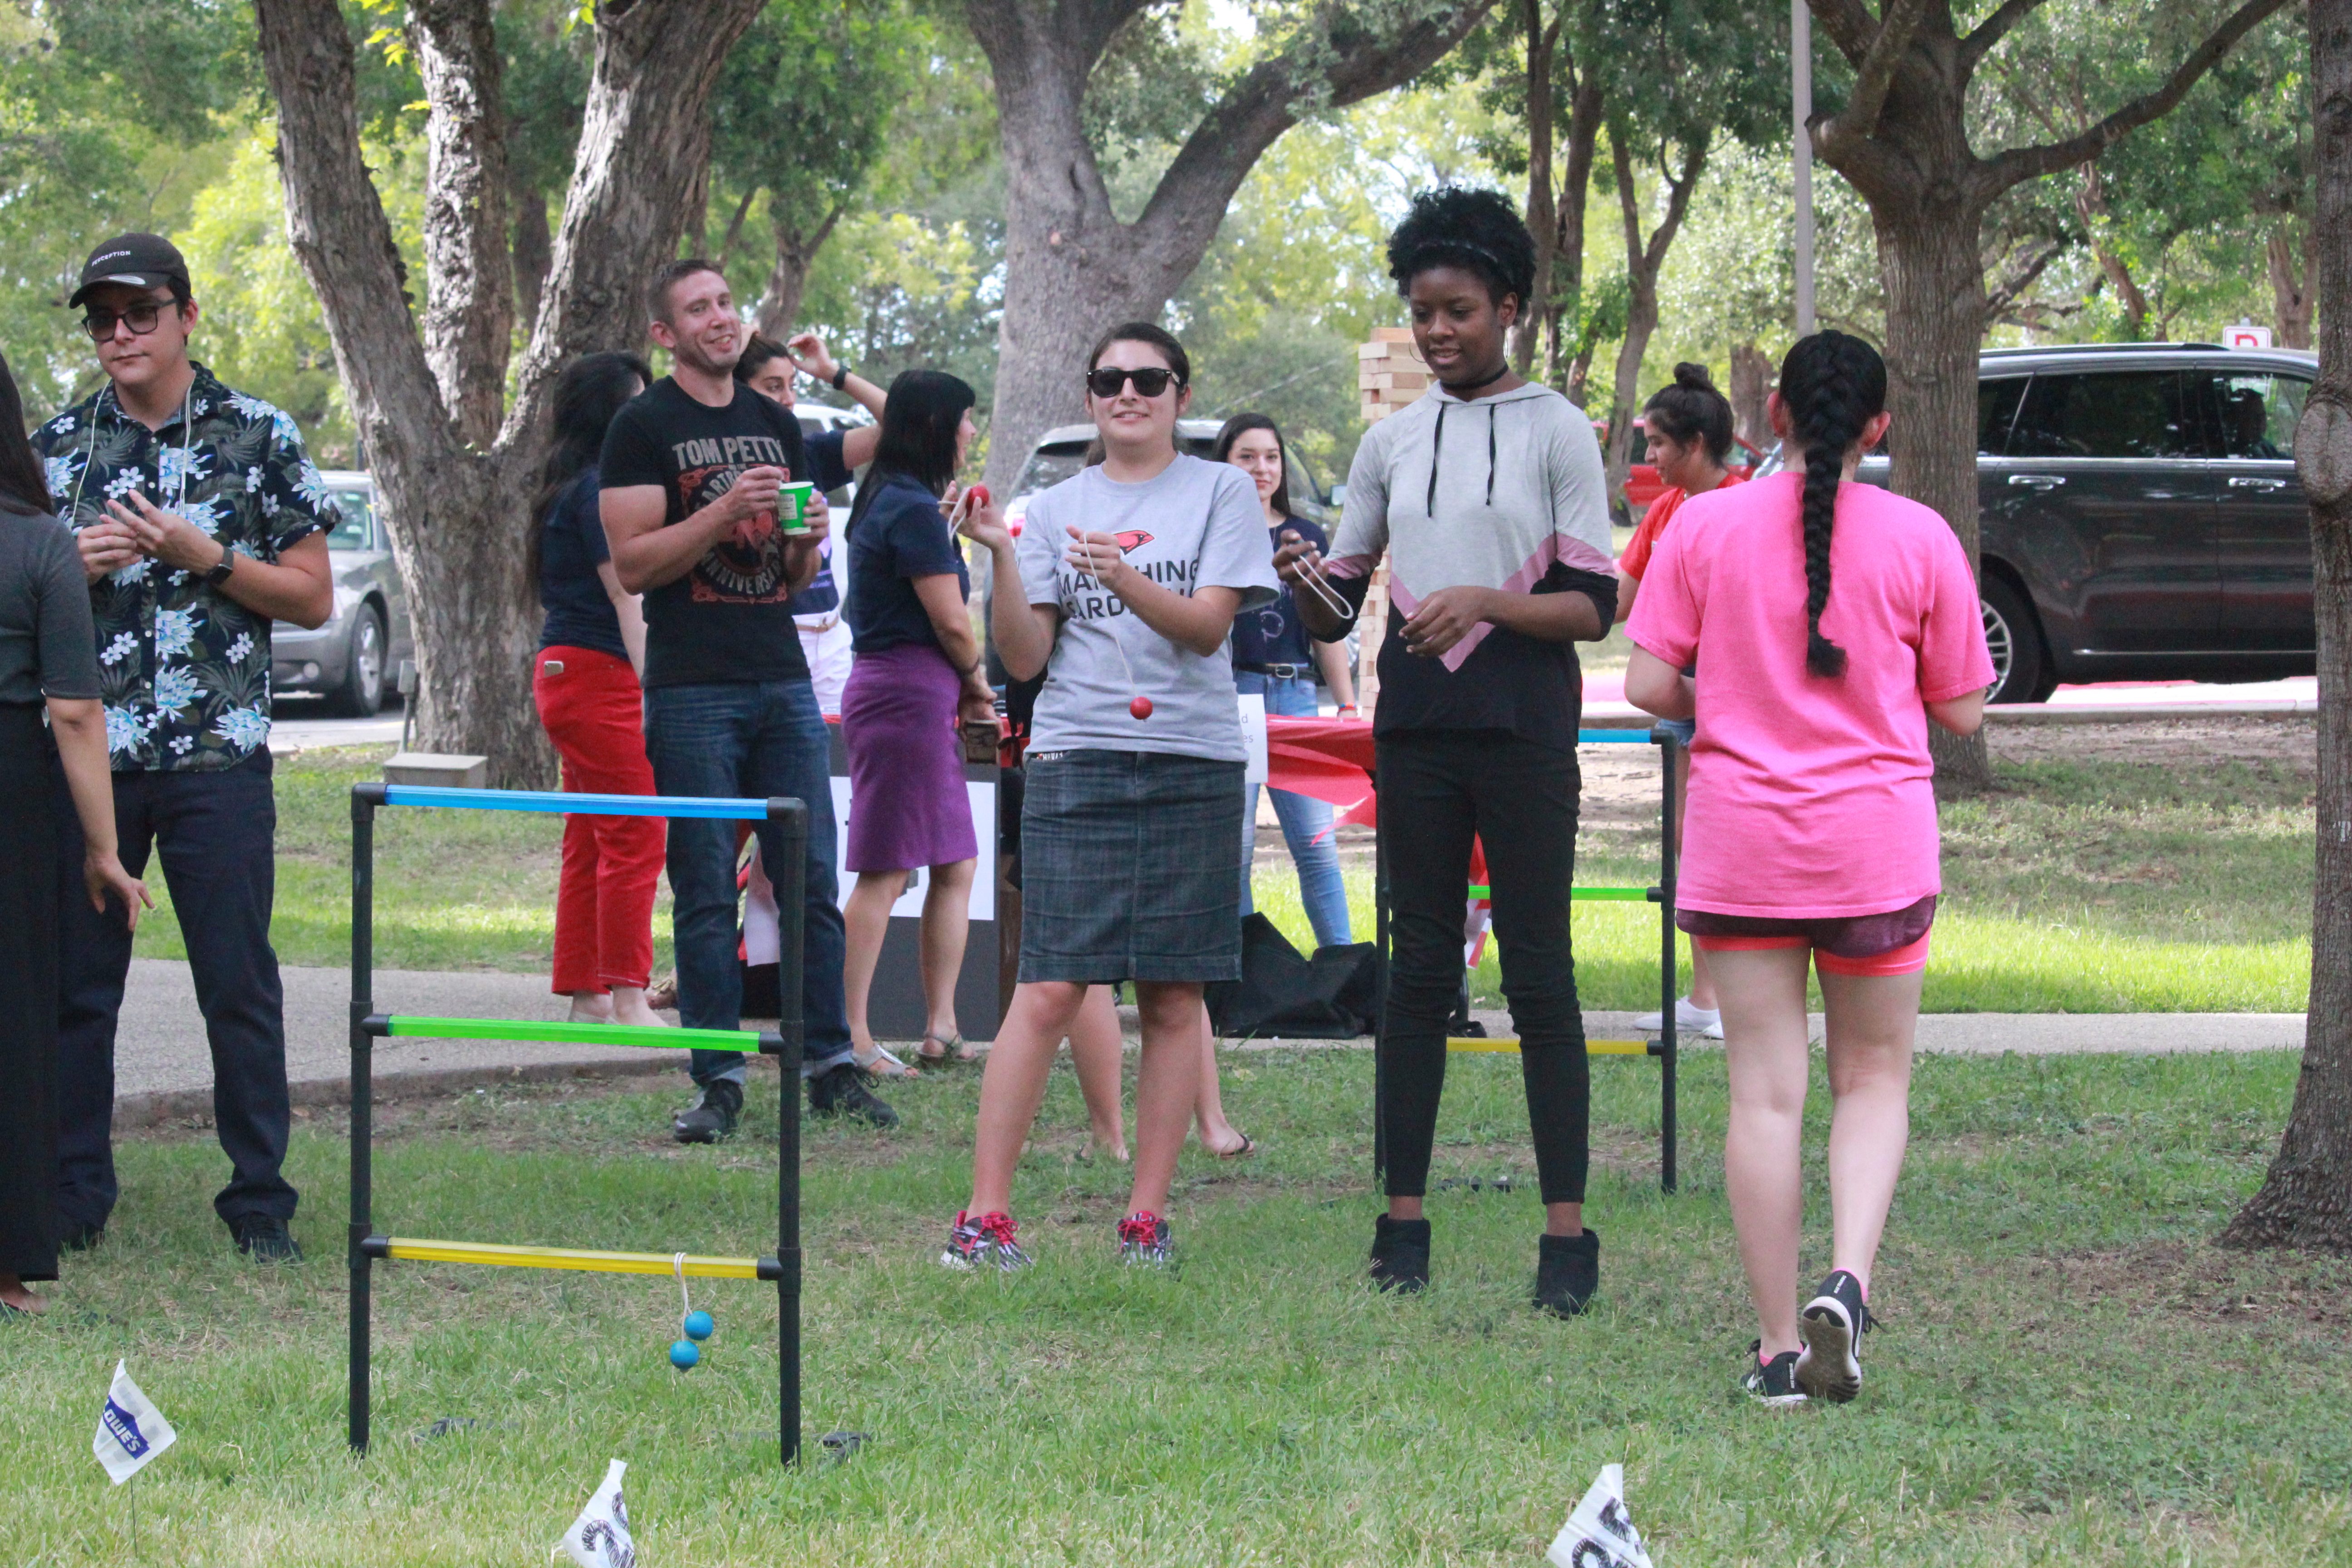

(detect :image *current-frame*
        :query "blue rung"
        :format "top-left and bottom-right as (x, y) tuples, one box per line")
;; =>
(382, 786), (779, 820)
(1577, 729), (1658, 745)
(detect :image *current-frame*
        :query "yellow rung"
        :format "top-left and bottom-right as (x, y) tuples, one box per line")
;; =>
(381, 1237), (762, 1279)
(1446, 1038), (1653, 1055)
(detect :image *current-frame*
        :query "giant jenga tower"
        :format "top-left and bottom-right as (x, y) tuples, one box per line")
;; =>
(1352, 328), (1431, 717)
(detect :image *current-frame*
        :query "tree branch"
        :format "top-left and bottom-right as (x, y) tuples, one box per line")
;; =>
(411, 0), (514, 450)
(1805, 0), (1883, 68)
(1979, 0), (2294, 196)
(1838, 0), (1936, 141)
(1958, 0), (2053, 72)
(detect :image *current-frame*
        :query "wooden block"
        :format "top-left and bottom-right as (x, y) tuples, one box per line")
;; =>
(1373, 326), (1416, 343)
(384, 752), (490, 789)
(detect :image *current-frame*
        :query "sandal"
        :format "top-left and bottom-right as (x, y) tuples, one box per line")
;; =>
(1213, 1132), (1256, 1160)
(853, 1045), (919, 1078)
(919, 1033), (975, 1065)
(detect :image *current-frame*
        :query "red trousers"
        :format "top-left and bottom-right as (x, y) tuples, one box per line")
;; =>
(533, 645), (665, 994)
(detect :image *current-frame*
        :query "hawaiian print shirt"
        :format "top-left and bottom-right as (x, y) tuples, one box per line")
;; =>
(33, 363), (330, 772)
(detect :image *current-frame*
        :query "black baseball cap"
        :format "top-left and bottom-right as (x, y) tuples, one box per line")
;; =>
(69, 233), (191, 310)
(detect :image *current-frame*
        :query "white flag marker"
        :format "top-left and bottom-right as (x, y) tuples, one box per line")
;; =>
(92, 1361), (176, 1485)
(554, 1458), (637, 1568)
(1545, 1463), (1655, 1568)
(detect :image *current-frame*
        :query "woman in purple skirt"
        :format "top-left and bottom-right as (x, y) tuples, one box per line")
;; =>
(839, 371), (995, 1071)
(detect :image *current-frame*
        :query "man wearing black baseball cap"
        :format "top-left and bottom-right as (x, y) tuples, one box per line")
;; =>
(34, 232), (336, 1264)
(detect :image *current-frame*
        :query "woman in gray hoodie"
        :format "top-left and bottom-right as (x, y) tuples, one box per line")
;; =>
(1277, 187), (1618, 1316)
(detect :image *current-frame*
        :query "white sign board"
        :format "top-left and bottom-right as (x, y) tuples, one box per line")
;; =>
(2225, 323), (2274, 350)
(1239, 693), (1269, 786)
(829, 776), (998, 921)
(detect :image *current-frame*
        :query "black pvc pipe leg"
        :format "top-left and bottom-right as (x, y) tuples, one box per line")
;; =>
(770, 798), (806, 1468)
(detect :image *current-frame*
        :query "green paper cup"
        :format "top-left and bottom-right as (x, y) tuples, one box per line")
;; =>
(778, 481), (817, 534)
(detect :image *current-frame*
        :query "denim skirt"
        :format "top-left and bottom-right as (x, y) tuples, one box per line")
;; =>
(1018, 749), (1246, 984)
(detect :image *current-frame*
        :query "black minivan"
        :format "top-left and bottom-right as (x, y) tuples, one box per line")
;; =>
(1856, 343), (2315, 701)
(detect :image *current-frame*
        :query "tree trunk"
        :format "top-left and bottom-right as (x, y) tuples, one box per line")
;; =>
(511, 172), (553, 340)
(2273, 220), (2316, 350)
(1601, 132), (1705, 509)
(966, 0), (1494, 500)
(1511, 0), (1559, 375)
(2222, 0), (2352, 1253)
(2074, 163), (2150, 339)
(1728, 341), (1771, 448)
(1875, 198), (1995, 789)
(754, 204), (842, 339)
(258, 0), (764, 786)
(1548, 72), (1604, 391)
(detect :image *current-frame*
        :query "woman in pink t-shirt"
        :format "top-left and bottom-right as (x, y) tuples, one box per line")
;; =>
(1623, 332), (1993, 1408)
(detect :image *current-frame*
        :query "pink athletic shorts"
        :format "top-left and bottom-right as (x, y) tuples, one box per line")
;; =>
(1677, 894), (1936, 977)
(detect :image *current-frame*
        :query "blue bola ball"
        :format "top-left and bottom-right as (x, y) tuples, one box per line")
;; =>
(668, 1339), (700, 1370)
(683, 1310), (715, 1342)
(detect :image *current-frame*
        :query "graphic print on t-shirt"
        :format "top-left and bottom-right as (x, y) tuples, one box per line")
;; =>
(671, 431), (793, 603)
(1058, 528), (1197, 623)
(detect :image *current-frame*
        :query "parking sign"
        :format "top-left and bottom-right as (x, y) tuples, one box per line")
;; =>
(2225, 322), (2275, 349)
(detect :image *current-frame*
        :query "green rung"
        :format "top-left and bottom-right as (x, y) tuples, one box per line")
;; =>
(376, 1015), (764, 1050)
(1467, 885), (1651, 901)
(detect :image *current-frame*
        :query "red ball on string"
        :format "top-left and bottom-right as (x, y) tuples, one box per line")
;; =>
(967, 484), (990, 510)
(1129, 695), (1154, 720)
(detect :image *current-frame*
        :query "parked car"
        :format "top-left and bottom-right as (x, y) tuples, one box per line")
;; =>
(272, 471), (412, 715)
(1004, 419), (1338, 535)
(1853, 342), (2315, 702)
(794, 400), (871, 507)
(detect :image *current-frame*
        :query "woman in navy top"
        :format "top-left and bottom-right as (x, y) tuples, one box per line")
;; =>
(530, 352), (669, 1029)
(837, 371), (993, 1072)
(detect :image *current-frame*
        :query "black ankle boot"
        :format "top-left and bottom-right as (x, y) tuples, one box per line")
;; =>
(1533, 1228), (1599, 1317)
(1368, 1213), (1431, 1293)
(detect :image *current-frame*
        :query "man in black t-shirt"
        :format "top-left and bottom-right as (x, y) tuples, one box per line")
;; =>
(601, 259), (894, 1141)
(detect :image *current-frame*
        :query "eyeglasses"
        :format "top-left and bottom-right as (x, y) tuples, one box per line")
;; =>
(80, 302), (174, 341)
(1085, 366), (1179, 400)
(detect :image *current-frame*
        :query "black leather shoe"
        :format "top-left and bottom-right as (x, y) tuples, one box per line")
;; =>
(671, 1079), (744, 1144)
(58, 1219), (106, 1252)
(1533, 1227), (1599, 1317)
(231, 1215), (304, 1264)
(809, 1063), (898, 1128)
(1368, 1213), (1431, 1293)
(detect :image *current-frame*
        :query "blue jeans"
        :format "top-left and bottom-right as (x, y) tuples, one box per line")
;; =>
(642, 679), (853, 1086)
(1235, 672), (1352, 948)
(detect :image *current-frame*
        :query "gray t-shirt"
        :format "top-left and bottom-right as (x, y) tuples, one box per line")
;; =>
(1017, 454), (1279, 762)
(0, 502), (100, 706)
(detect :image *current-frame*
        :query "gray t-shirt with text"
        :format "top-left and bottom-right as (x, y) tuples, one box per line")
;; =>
(1016, 454), (1279, 763)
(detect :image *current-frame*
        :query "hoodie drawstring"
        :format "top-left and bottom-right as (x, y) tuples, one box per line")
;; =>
(1486, 403), (1497, 506)
(1426, 401), (1446, 516)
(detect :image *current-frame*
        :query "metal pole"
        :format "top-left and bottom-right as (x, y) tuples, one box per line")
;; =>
(770, 798), (805, 1469)
(1793, 0), (1817, 338)
(1656, 737), (1680, 1194)
(348, 783), (384, 1452)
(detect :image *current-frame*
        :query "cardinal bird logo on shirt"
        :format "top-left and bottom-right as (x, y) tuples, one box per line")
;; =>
(1113, 530), (1155, 553)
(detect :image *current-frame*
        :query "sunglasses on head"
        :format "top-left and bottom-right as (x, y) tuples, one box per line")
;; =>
(1084, 366), (1179, 400)
(79, 301), (176, 341)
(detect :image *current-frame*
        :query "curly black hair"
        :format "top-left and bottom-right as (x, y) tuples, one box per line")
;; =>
(1385, 186), (1537, 309)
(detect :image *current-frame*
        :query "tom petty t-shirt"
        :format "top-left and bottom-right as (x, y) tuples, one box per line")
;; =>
(599, 377), (818, 689)
(1015, 454), (1279, 763)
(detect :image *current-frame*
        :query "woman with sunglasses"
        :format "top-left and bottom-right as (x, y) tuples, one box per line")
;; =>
(946, 323), (1278, 1269)
(1276, 188), (1619, 1317)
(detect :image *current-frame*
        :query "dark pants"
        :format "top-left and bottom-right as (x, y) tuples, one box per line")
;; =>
(52, 749), (296, 1233)
(2, 705), (59, 1280)
(642, 678), (853, 1086)
(1376, 729), (1590, 1205)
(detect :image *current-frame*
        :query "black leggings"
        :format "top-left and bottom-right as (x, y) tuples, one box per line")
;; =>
(1377, 729), (1589, 1205)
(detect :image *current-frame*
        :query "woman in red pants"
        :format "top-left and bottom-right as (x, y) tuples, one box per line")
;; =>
(531, 352), (669, 1027)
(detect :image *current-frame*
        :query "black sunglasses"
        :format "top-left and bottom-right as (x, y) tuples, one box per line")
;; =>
(1084, 366), (1180, 400)
(79, 301), (176, 341)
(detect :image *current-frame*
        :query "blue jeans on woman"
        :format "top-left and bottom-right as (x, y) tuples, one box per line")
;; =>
(1235, 672), (1353, 948)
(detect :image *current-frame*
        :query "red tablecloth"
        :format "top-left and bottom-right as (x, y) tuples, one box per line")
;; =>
(1264, 715), (1379, 824)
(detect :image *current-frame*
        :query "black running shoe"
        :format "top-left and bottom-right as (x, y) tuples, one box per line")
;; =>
(809, 1063), (899, 1128)
(940, 1210), (1031, 1272)
(230, 1215), (303, 1264)
(1742, 1343), (1808, 1407)
(1367, 1213), (1431, 1293)
(671, 1079), (744, 1144)
(1532, 1227), (1599, 1317)
(1795, 1269), (1872, 1403)
(1116, 1211), (1174, 1267)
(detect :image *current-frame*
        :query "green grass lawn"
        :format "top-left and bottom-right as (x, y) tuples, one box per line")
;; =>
(134, 732), (2315, 1014)
(5, 1049), (2347, 1564)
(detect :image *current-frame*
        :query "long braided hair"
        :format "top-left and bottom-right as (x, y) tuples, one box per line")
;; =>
(1776, 332), (1886, 678)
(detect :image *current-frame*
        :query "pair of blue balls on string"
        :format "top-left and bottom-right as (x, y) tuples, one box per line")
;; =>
(669, 1309), (715, 1370)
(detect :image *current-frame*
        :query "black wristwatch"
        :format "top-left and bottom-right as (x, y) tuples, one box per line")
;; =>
(202, 545), (236, 587)
(829, 364), (850, 391)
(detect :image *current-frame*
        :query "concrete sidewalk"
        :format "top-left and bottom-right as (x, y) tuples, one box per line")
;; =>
(110, 960), (2304, 1127)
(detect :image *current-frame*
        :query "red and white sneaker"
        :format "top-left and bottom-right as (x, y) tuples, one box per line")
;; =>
(1115, 1211), (1175, 1268)
(940, 1210), (1031, 1272)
